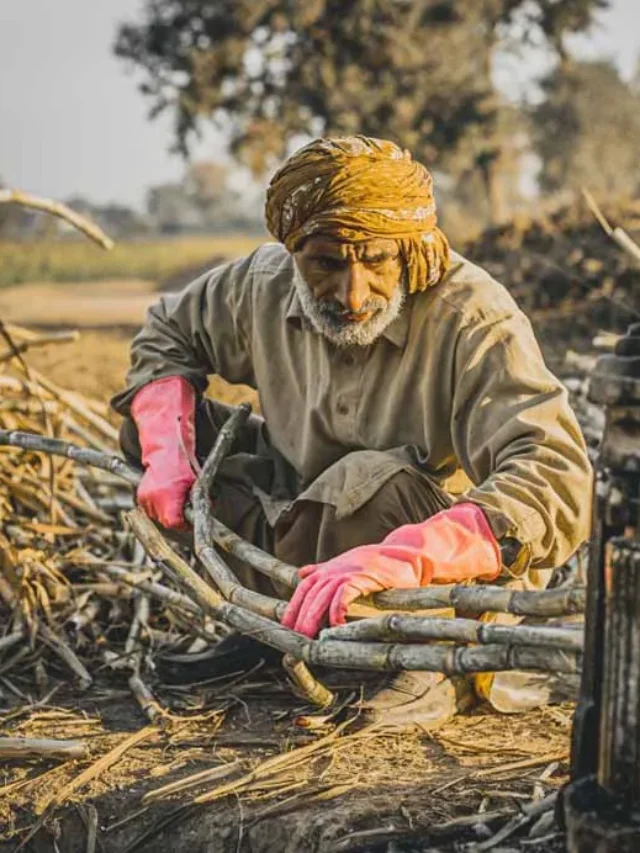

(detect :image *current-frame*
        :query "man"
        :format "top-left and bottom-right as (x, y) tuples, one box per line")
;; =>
(112, 136), (591, 720)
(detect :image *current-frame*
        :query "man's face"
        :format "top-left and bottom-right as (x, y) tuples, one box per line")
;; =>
(293, 235), (405, 347)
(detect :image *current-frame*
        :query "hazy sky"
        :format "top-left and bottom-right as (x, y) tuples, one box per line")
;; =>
(0, 0), (636, 209)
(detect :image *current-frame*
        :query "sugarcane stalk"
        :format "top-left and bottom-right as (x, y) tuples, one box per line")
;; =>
(0, 429), (587, 621)
(0, 429), (138, 485)
(371, 584), (586, 617)
(128, 673), (165, 723)
(0, 188), (114, 249)
(0, 736), (87, 760)
(190, 408), (334, 707)
(123, 593), (150, 668)
(321, 613), (584, 651)
(127, 507), (582, 674)
(304, 639), (582, 674)
(209, 517), (299, 587)
(191, 403), (286, 620)
(38, 623), (92, 688)
(282, 653), (335, 708)
(0, 630), (25, 654)
(0, 330), (80, 365)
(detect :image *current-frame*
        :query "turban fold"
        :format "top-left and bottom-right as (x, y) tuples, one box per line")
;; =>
(265, 136), (450, 293)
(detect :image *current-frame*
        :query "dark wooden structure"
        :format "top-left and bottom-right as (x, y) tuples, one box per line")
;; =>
(564, 323), (640, 851)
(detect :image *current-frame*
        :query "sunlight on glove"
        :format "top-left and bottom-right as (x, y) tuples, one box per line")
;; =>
(281, 503), (501, 637)
(131, 376), (198, 530)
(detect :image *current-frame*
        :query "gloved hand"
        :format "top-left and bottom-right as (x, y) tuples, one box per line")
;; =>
(130, 376), (198, 530)
(281, 503), (501, 637)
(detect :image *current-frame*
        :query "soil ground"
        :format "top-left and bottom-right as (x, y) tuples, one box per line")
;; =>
(0, 279), (571, 852)
(0, 667), (571, 853)
(0, 279), (257, 406)
(0, 280), (157, 329)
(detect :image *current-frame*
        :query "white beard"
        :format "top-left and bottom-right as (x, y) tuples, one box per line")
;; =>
(293, 265), (406, 348)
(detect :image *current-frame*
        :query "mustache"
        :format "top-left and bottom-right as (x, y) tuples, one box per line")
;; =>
(318, 296), (387, 320)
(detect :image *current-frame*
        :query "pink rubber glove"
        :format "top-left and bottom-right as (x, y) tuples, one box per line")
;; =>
(281, 503), (501, 637)
(131, 376), (198, 530)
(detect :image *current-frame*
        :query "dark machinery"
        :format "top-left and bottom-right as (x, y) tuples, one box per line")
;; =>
(564, 323), (640, 852)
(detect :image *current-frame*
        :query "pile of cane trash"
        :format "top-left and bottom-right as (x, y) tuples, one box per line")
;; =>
(465, 193), (640, 334)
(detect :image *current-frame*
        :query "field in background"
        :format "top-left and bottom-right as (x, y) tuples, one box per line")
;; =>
(20, 329), (256, 408)
(0, 236), (266, 403)
(0, 279), (157, 328)
(0, 234), (264, 287)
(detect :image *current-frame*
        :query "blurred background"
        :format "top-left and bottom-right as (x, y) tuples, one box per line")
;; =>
(2, 0), (638, 236)
(0, 0), (638, 392)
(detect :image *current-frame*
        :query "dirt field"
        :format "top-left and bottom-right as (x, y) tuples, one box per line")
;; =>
(0, 279), (257, 407)
(0, 280), (156, 330)
(0, 279), (571, 853)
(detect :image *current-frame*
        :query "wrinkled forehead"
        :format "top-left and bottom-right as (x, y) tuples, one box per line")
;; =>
(298, 234), (400, 258)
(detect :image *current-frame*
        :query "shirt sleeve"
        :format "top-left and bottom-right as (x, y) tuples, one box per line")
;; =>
(450, 308), (593, 570)
(111, 251), (258, 415)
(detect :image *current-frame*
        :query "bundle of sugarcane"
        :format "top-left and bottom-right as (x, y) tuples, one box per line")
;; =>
(0, 323), (232, 719)
(0, 358), (587, 713)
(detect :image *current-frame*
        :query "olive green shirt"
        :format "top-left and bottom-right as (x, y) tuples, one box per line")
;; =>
(112, 243), (592, 573)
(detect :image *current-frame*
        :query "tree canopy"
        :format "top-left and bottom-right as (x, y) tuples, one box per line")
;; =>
(114, 0), (609, 222)
(532, 59), (640, 198)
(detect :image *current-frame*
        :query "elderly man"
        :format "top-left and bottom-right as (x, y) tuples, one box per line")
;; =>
(112, 137), (591, 720)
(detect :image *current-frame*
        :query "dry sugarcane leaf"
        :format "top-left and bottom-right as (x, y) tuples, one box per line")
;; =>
(11, 726), (156, 853)
(40, 726), (157, 813)
(23, 520), (80, 538)
(142, 759), (242, 803)
(32, 579), (54, 626)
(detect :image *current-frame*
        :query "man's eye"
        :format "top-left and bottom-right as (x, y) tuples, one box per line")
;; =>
(364, 256), (394, 268)
(317, 258), (342, 271)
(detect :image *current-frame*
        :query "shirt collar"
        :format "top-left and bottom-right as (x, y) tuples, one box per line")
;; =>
(285, 287), (307, 323)
(381, 305), (411, 348)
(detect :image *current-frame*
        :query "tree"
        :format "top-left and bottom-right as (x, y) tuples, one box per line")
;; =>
(146, 160), (261, 232)
(147, 182), (200, 233)
(115, 0), (609, 222)
(184, 161), (229, 226)
(64, 195), (148, 238)
(532, 60), (640, 198)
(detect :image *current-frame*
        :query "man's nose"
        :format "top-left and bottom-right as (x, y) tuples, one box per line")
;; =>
(336, 263), (370, 313)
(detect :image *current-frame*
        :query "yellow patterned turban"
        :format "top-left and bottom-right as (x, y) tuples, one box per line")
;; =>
(265, 136), (450, 293)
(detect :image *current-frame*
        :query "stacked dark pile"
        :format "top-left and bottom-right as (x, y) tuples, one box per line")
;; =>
(464, 199), (640, 359)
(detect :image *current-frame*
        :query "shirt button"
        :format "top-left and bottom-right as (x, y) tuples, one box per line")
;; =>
(337, 402), (349, 416)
